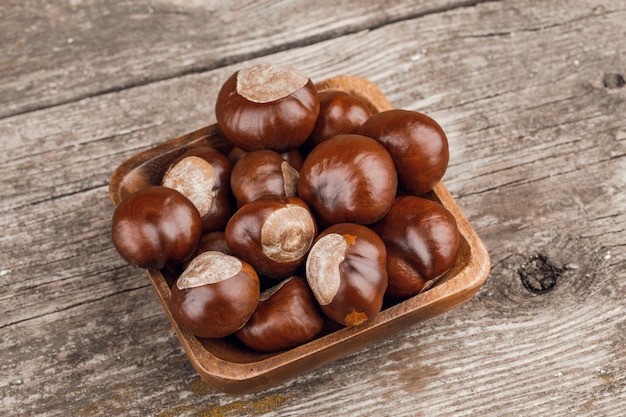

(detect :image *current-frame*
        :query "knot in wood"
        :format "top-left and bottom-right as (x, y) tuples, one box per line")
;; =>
(518, 254), (562, 294)
(602, 73), (625, 89)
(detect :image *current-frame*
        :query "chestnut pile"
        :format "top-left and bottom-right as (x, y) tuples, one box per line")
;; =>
(111, 63), (460, 353)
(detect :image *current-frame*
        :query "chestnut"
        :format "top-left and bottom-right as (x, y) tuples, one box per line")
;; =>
(279, 148), (304, 171)
(183, 231), (231, 270)
(111, 186), (202, 269)
(162, 146), (234, 232)
(169, 251), (260, 338)
(235, 276), (325, 352)
(193, 231), (230, 256)
(303, 89), (372, 153)
(306, 223), (387, 326)
(228, 146), (304, 171)
(215, 63), (320, 152)
(230, 150), (300, 206)
(372, 195), (460, 299)
(297, 134), (398, 226)
(359, 109), (449, 195)
(225, 196), (317, 279)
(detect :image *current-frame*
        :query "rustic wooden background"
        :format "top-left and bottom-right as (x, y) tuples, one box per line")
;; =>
(1, 0), (624, 415)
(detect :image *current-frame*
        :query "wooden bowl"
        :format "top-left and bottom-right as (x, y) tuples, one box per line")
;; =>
(109, 76), (491, 394)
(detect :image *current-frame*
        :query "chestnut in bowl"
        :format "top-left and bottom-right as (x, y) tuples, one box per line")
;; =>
(215, 63), (320, 152)
(297, 134), (397, 226)
(228, 146), (304, 171)
(111, 186), (202, 269)
(162, 146), (234, 233)
(169, 251), (260, 339)
(360, 109), (449, 195)
(230, 150), (300, 206)
(303, 89), (372, 153)
(225, 196), (317, 280)
(306, 223), (388, 326)
(182, 231), (231, 271)
(372, 195), (460, 299)
(235, 276), (325, 352)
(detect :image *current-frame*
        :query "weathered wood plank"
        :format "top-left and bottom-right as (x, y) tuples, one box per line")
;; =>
(1, 0), (624, 415)
(0, 0), (472, 119)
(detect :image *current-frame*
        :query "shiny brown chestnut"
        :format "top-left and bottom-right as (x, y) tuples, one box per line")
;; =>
(360, 109), (449, 196)
(230, 150), (300, 206)
(235, 276), (325, 352)
(111, 186), (202, 269)
(193, 231), (231, 255)
(228, 146), (304, 171)
(215, 63), (320, 152)
(183, 231), (231, 270)
(303, 89), (372, 153)
(306, 223), (387, 326)
(225, 196), (317, 279)
(372, 195), (460, 299)
(298, 134), (398, 226)
(162, 146), (234, 232)
(169, 251), (260, 338)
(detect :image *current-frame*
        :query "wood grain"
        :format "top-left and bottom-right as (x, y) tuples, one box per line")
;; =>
(0, 0), (473, 119)
(1, 0), (624, 415)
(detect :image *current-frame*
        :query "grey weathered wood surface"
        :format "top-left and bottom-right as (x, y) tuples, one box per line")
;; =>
(1, 0), (624, 415)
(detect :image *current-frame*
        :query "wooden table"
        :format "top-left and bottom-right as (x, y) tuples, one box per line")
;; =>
(2, 0), (624, 415)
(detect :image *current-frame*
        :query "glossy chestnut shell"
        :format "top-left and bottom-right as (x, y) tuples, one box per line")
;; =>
(306, 223), (388, 326)
(111, 186), (202, 269)
(170, 251), (260, 338)
(372, 195), (460, 299)
(228, 147), (304, 171)
(225, 196), (317, 280)
(297, 134), (397, 226)
(162, 146), (234, 233)
(235, 276), (325, 352)
(360, 109), (449, 195)
(303, 89), (372, 153)
(230, 150), (300, 206)
(215, 64), (320, 152)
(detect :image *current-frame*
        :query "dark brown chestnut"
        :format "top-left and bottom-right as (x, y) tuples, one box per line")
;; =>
(360, 109), (449, 195)
(183, 231), (231, 270)
(230, 150), (300, 206)
(169, 251), (260, 338)
(228, 146), (304, 171)
(235, 276), (325, 352)
(193, 231), (231, 255)
(215, 63), (320, 152)
(372, 195), (460, 299)
(306, 223), (387, 326)
(225, 196), (317, 279)
(111, 186), (202, 269)
(162, 146), (234, 232)
(279, 148), (305, 171)
(297, 134), (397, 226)
(303, 89), (372, 153)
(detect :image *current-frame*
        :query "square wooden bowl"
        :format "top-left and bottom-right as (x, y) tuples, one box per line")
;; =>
(109, 76), (491, 394)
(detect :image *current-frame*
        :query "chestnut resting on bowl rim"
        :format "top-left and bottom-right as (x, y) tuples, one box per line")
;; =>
(215, 63), (320, 152)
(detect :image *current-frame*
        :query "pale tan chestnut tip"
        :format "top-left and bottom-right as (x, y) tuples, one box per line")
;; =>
(162, 156), (217, 217)
(306, 233), (347, 305)
(261, 204), (316, 263)
(176, 251), (243, 290)
(236, 63), (309, 103)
